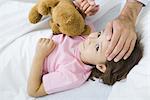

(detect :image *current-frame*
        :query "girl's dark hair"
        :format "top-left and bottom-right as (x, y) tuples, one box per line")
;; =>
(89, 37), (143, 85)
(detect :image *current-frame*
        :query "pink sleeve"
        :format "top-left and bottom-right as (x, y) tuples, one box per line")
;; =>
(42, 67), (87, 94)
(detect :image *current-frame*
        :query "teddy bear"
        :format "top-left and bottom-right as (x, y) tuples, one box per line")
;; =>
(28, 0), (91, 36)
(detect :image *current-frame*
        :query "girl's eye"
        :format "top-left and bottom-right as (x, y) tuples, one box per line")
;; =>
(97, 32), (101, 38)
(96, 44), (99, 51)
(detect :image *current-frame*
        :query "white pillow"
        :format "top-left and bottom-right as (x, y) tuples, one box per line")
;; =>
(108, 3), (150, 100)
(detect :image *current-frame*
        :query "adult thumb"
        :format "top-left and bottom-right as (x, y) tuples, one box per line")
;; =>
(105, 22), (113, 41)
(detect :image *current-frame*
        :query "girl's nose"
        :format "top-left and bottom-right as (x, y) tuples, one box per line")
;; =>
(87, 38), (91, 45)
(87, 38), (96, 45)
(87, 35), (96, 40)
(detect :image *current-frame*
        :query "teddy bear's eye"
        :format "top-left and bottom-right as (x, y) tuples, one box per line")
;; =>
(57, 24), (60, 27)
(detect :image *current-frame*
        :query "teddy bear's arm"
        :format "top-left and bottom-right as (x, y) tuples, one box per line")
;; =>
(28, 5), (43, 24)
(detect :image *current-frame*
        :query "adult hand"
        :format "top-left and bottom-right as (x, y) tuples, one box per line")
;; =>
(104, 0), (143, 62)
(105, 15), (137, 62)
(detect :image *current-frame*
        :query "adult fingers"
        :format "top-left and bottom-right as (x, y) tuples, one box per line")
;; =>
(104, 22), (113, 41)
(114, 37), (132, 62)
(107, 32), (128, 61)
(105, 22), (121, 59)
(124, 36), (137, 60)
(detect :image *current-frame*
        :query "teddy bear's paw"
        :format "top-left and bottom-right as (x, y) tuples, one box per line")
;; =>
(29, 10), (42, 23)
(53, 32), (61, 35)
(28, 5), (42, 24)
(29, 15), (42, 24)
(38, 3), (50, 15)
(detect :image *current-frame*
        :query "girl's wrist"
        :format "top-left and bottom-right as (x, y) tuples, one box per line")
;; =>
(34, 53), (45, 60)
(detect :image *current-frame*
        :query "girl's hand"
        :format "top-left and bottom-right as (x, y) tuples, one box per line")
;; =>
(74, 0), (99, 16)
(35, 38), (56, 58)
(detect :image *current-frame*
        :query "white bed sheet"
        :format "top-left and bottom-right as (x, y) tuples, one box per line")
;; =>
(0, 0), (115, 100)
(0, 0), (150, 100)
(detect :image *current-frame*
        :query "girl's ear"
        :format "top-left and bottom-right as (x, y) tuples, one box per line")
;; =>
(96, 64), (106, 73)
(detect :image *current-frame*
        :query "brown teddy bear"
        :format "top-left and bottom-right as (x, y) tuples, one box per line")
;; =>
(28, 0), (91, 36)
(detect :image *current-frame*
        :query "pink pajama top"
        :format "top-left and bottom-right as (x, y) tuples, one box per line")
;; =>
(42, 34), (92, 94)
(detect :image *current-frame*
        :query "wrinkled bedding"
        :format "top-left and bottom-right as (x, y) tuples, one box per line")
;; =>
(0, 0), (149, 100)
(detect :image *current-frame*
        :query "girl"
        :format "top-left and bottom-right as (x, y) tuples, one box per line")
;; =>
(27, 31), (143, 97)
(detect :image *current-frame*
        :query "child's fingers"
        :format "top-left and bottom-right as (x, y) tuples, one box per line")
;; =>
(87, 0), (95, 5)
(74, 0), (80, 8)
(80, 0), (87, 8)
(51, 42), (56, 50)
(40, 38), (47, 44)
(86, 12), (93, 16)
(84, 6), (93, 14)
(85, 6), (99, 15)
(45, 39), (51, 44)
(38, 38), (43, 43)
(40, 38), (49, 44)
(48, 40), (56, 51)
(91, 5), (99, 12)
(78, 0), (84, 3)
(48, 39), (55, 46)
(82, 3), (90, 11)
(85, 5), (99, 14)
(86, 9), (98, 16)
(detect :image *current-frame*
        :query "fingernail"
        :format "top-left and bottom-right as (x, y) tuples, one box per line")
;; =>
(96, 5), (99, 7)
(123, 56), (127, 60)
(107, 57), (112, 61)
(114, 58), (119, 62)
(89, 2), (95, 5)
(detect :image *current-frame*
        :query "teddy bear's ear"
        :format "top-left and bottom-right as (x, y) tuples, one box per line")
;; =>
(38, 0), (60, 15)
(45, 0), (60, 8)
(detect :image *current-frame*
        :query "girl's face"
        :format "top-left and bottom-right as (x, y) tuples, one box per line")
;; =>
(79, 31), (109, 65)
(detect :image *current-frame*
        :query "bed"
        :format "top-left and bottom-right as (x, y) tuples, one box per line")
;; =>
(0, 0), (149, 100)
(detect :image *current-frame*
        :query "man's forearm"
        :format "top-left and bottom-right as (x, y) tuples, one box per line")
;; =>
(120, 0), (143, 25)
